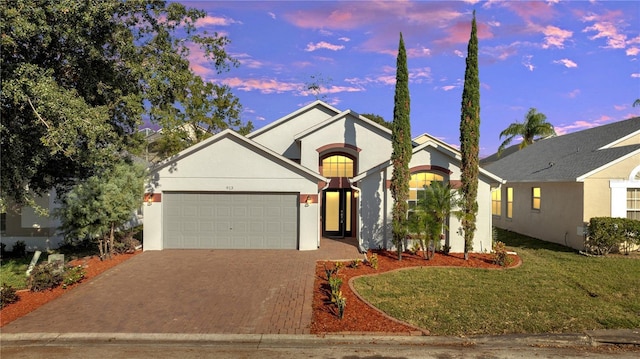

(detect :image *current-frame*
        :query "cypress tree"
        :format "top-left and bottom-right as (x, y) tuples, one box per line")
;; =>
(459, 11), (480, 260)
(390, 33), (412, 261)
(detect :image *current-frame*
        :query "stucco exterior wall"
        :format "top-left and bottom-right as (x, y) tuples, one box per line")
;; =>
(356, 149), (496, 254)
(298, 115), (392, 174)
(249, 106), (337, 159)
(584, 152), (640, 220)
(144, 135), (322, 251)
(493, 182), (585, 249)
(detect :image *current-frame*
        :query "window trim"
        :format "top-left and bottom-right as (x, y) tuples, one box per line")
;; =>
(506, 187), (513, 219)
(628, 188), (640, 220)
(320, 153), (356, 178)
(532, 187), (541, 210)
(407, 171), (445, 211)
(491, 188), (501, 216)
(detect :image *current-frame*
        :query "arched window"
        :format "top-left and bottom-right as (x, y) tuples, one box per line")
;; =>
(321, 154), (355, 178)
(408, 171), (444, 209)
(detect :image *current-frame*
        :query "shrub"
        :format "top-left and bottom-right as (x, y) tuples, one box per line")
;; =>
(114, 235), (140, 254)
(492, 241), (513, 267)
(349, 258), (361, 269)
(28, 262), (63, 292)
(369, 253), (379, 270)
(12, 240), (26, 257)
(0, 283), (19, 308)
(586, 217), (640, 255)
(62, 265), (86, 288)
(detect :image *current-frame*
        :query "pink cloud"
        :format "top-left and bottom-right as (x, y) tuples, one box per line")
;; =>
(195, 15), (240, 27)
(553, 58), (578, 68)
(441, 85), (457, 91)
(305, 41), (345, 52)
(503, 1), (556, 22)
(555, 117), (614, 135)
(583, 22), (627, 49)
(541, 25), (573, 49)
(218, 77), (302, 94)
(627, 47), (640, 56)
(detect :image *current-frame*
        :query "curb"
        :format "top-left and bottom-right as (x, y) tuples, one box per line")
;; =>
(1, 330), (638, 347)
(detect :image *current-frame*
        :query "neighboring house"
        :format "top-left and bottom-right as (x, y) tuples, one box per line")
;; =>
(0, 190), (62, 252)
(484, 116), (640, 250)
(144, 101), (503, 252)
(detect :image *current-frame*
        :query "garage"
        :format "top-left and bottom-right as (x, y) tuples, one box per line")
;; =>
(163, 192), (299, 249)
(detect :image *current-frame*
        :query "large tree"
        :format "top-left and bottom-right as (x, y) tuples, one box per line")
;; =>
(1, 1), (250, 208)
(56, 161), (145, 260)
(459, 11), (480, 260)
(497, 108), (555, 156)
(390, 33), (412, 261)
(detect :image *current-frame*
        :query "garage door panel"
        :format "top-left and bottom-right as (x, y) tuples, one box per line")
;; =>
(163, 193), (298, 249)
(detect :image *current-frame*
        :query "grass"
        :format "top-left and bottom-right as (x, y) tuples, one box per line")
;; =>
(353, 228), (640, 336)
(0, 257), (31, 289)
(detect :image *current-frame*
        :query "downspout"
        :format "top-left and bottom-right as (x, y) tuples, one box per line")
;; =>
(318, 179), (330, 249)
(348, 178), (363, 253)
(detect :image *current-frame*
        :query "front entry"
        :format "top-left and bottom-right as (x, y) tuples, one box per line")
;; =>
(323, 189), (352, 238)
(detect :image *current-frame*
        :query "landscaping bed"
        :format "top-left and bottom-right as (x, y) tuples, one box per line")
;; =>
(0, 252), (138, 327)
(310, 250), (519, 334)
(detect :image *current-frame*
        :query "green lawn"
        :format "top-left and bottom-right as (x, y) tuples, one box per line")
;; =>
(0, 258), (30, 289)
(353, 228), (640, 336)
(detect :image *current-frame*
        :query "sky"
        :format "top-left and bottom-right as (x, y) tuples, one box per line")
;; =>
(180, 0), (640, 157)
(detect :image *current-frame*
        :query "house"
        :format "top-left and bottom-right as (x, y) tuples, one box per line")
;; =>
(484, 117), (640, 250)
(0, 190), (62, 252)
(144, 101), (503, 252)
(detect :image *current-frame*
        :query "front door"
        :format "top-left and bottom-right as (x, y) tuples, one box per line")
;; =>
(323, 189), (352, 238)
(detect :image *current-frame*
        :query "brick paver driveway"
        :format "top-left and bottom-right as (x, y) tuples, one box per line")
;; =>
(2, 238), (361, 334)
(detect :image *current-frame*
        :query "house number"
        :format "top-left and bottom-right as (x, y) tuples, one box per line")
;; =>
(226, 186), (234, 190)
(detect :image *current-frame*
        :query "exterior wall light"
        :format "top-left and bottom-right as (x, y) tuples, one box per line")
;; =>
(305, 195), (312, 207)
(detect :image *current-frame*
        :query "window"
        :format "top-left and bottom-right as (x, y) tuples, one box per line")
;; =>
(491, 188), (501, 216)
(532, 187), (541, 210)
(0, 212), (5, 232)
(408, 172), (444, 210)
(321, 155), (354, 178)
(506, 187), (513, 219)
(628, 188), (640, 220)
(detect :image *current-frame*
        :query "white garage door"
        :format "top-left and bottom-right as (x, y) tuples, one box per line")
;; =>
(163, 192), (298, 249)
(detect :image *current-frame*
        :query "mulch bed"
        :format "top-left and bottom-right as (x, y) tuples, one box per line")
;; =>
(0, 251), (139, 327)
(310, 250), (520, 335)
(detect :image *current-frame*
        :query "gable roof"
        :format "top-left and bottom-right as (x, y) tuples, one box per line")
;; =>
(352, 138), (503, 184)
(246, 100), (341, 139)
(150, 129), (328, 182)
(484, 117), (640, 182)
(294, 109), (392, 140)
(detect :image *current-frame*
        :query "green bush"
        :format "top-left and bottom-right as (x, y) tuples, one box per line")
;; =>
(28, 262), (63, 292)
(587, 217), (640, 255)
(62, 265), (86, 288)
(0, 283), (19, 308)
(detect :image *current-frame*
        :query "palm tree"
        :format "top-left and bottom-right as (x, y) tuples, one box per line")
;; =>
(633, 99), (640, 107)
(418, 181), (458, 259)
(497, 108), (556, 156)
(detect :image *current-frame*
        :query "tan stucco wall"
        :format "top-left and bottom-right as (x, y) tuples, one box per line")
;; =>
(493, 182), (585, 249)
(583, 152), (640, 220)
(610, 132), (640, 147)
